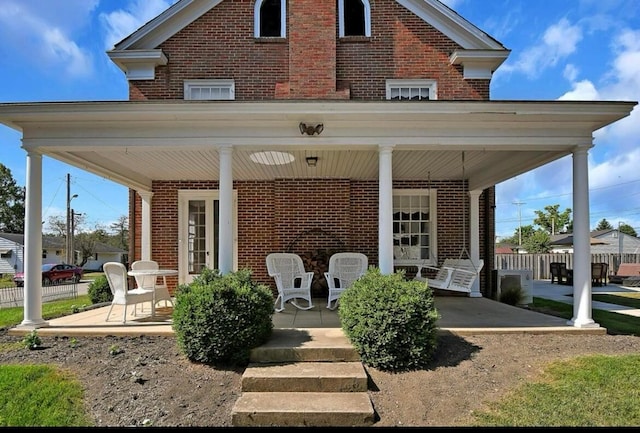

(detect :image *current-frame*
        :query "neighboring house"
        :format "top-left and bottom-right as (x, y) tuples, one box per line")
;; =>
(0, 0), (636, 329)
(590, 229), (640, 255)
(0, 233), (126, 274)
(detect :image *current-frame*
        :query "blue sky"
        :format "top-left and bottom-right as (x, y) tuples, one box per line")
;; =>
(0, 0), (638, 239)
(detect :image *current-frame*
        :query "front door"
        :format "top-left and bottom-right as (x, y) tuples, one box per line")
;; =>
(178, 190), (237, 284)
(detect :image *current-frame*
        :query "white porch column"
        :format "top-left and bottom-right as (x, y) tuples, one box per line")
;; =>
(468, 190), (482, 298)
(218, 145), (234, 274)
(378, 145), (394, 274)
(138, 191), (153, 261)
(20, 151), (46, 328)
(570, 146), (599, 328)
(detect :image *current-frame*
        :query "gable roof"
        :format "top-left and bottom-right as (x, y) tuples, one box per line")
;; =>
(108, 0), (510, 80)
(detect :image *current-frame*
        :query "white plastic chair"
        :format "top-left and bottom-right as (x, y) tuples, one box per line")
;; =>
(324, 252), (368, 310)
(266, 253), (314, 312)
(103, 262), (155, 323)
(131, 260), (174, 308)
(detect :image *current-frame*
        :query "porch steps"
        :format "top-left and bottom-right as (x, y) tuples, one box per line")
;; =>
(231, 328), (375, 427)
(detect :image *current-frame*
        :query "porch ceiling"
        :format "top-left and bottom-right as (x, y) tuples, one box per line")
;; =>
(0, 100), (634, 192)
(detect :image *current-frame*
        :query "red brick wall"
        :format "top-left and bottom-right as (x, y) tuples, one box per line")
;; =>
(130, 179), (494, 296)
(129, 0), (489, 101)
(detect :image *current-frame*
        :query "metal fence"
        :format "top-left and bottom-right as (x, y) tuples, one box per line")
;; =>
(495, 253), (640, 280)
(0, 282), (78, 309)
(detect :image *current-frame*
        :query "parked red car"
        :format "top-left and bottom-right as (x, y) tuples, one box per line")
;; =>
(13, 263), (83, 286)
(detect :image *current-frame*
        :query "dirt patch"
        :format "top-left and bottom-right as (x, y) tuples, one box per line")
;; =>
(1, 329), (639, 427)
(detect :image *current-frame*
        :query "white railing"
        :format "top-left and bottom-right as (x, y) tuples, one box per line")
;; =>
(0, 282), (78, 309)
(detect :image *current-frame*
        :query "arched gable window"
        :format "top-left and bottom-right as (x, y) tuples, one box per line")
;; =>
(339, 0), (371, 37)
(254, 0), (286, 38)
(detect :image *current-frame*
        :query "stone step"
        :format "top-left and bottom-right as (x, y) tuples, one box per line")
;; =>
(242, 361), (368, 392)
(231, 392), (375, 427)
(250, 328), (360, 363)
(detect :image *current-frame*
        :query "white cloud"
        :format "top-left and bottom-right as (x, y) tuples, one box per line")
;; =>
(0, 0), (96, 77)
(501, 18), (583, 79)
(102, 0), (177, 49)
(558, 79), (600, 100)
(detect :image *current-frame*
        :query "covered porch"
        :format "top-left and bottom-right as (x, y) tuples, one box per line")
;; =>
(0, 99), (635, 331)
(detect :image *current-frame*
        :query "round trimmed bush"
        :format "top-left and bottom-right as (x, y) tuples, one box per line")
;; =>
(87, 275), (113, 304)
(172, 268), (274, 366)
(339, 267), (440, 371)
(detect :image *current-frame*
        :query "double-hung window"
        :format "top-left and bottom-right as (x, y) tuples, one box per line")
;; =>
(386, 79), (437, 100)
(393, 189), (437, 264)
(255, 0), (286, 38)
(184, 80), (235, 100)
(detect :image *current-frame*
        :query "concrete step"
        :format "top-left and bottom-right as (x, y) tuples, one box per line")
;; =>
(250, 328), (360, 363)
(242, 361), (368, 392)
(231, 391), (375, 427)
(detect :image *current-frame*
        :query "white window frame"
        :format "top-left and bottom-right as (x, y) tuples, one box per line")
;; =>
(339, 0), (371, 37)
(386, 79), (438, 100)
(184, 79), (235, 101)
(392, 188), (438, 266)
(254, 0), (287, 38)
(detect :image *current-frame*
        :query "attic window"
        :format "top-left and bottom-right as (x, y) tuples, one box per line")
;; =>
(184, 80), (235, 100)
(255, 0), (286, 38)
(339, 0), (371, 37)
(386, 80), (438, 101)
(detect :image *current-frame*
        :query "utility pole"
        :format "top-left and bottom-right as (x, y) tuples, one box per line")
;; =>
(70, 209), (84, 265)
(66, 173), (78, 264)
(513, 200), (526, 246)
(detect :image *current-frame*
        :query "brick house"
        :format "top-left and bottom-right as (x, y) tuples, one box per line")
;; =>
(0, 0), (635, 329)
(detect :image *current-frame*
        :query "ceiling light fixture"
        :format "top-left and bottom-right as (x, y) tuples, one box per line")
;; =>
(305, 156), (318, 167)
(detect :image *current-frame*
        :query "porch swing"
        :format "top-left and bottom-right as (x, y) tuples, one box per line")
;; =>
(416, 152), (484, 293)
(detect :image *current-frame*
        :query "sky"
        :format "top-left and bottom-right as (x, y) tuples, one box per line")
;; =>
(0, 0), (638, 239)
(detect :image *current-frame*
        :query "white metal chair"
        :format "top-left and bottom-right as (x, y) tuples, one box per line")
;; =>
(131, 260), (174, 308)
(266, 253), (315, 312)
(103, 262), (155, 323)
(324, 252), (368, 310)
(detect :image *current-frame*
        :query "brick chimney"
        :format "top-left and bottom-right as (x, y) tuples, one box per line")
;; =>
(276, 0), (349, 99)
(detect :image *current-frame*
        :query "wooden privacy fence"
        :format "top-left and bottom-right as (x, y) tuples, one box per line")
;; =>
(495, 253), (640, 280)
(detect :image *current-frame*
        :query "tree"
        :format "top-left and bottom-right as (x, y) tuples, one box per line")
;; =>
(619, 223), (637, 238)
(109, 215), (129, 250)
(0, 163), (25, 233)
(595, 219), (613, 231)
(533, 204), (572, 234)
(45, 215), (66, 237)
(521, 230), (551, 253)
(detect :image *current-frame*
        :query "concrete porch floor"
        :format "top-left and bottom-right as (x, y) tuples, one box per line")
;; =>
(8, 279), (639, 337)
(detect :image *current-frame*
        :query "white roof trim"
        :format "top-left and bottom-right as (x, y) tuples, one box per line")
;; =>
(450, 50), (511, 79)
(107, 50), (168, 80)
(114, 0), (224, 50)
(396, 0), (507, 50)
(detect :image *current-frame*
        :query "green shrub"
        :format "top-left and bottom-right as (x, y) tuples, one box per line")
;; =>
(87, 275), (112, 304)
(172, 268), (274, 366)
(339, 268), (440, 372)
(499, 279), (524, 306)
